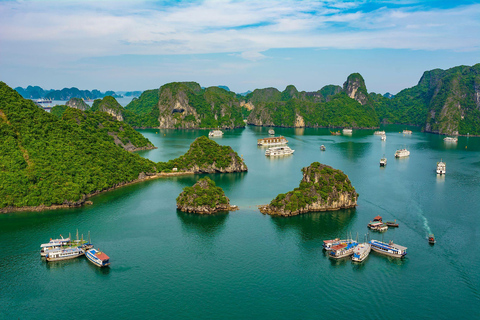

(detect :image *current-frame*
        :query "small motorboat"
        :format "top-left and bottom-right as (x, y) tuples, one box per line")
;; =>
(386, 220), (399, 227)
(428, 234), (436, 245)
(320, 145), (326, 151)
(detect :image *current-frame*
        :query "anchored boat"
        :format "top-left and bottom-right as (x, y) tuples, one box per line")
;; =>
(322, 238), (348, 251)
(374, 130), (385, 135)
(352, 242), (371, 263)
(343, 128), (353, 135)
(40, 236), (71, 256)
(386, 220), (399, 227)
(86, 248), (110, 267)
(370, 240), (407, 258)
(380, 156), (387, 167)
(268, 129), (275, 135)
(443, 137), (457, 143)
(329, 241), (358, 259)
(46, 247), (84, 262)
(208, 130), (224, 138)
(402, 130), (412, 134)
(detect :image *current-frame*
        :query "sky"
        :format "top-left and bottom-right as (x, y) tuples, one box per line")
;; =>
(0, 0), (479, 94)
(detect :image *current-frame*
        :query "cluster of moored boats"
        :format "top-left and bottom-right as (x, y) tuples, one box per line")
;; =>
(367, 216), (398, 232)
(40, 232), (110, 268)
(323, 237), (407, 262)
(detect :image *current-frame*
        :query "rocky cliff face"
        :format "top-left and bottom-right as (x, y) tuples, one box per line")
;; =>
(66, 98), (89, 111)
(176, 177), (237, 214)
(90, 96), (124, 121)
(260, 162), (357, 216)
(343, 73), (369, 106)
(155, 82), (245, 129)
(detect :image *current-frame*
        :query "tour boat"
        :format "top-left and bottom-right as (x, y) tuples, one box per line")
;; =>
(370, 240), (407, 258)
(320, 145), (326, 151)
(40, 237), (71, 256)
(368, 221), (388, 232)
(381, 135), (386, 141)
(208, 130), (224, 137)
(329, 241), (358, 259)
(35, 98), (53, 104)
(402, 130), (412, 134)
(343, 128), (353, 135)
(436, 160), (446, 175)
(428, 234), (436, 245)
(394, 148), (410, 158)
(386, 220), (399, 227)
(268, 129), (275, 135)
(322, 238), (347, 251)
(351, 242), (371, 263)
(373, 216), (382, 222)
(257, 136), (288, 146)
(265, 146), (294, 157)
(380, 156), (387, 167)
(46, 247), (84, 262)
(85, 248), (110, 267)
(374, 130), (386, 135)
(443, 137), (457, 143)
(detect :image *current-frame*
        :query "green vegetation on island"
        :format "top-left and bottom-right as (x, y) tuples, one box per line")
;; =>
(176, 177), (234, 214)
(157, 136), (248, 173)
(260, 162), (357, 216)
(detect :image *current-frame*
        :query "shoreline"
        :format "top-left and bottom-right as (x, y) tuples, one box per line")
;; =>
(0, 171), (196, 214)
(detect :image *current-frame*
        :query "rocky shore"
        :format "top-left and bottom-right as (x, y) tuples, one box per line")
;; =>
(176, 177), (238, 214)
(259, 162), (357, 217)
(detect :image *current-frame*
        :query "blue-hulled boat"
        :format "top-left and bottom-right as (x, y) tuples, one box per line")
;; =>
(86, 248), (110, 267)
(370, 240), (407, 258)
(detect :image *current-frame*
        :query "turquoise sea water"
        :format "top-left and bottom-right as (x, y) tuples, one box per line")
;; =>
(1, 125), (479, 319)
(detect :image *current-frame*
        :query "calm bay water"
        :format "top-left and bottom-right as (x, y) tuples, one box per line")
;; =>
(1, 125), (479, 319)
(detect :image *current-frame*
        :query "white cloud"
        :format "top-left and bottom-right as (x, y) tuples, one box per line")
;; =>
(0, 0), (479, 68)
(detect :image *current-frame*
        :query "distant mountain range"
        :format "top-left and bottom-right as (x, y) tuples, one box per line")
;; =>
(15, 63), (480, 135)
(14, 86), (142, 100)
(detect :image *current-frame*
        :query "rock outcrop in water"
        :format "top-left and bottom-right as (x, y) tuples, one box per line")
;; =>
(157, 136), (248, 173)
(176, 177), (237, 214)
(260, 162), (357, 216)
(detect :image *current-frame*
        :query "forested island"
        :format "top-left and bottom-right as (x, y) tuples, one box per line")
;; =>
(0, 82), (247, 213)
(176, 177), (237, 214)
(15, 86), (124, 100)
(259, 162), (358, 216)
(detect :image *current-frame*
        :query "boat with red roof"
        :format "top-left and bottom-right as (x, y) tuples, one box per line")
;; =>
(329, 240), (358, 259)
(85, 248), (110, 267)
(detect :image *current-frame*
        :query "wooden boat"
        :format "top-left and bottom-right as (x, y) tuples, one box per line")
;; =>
(429, 234), (436, 244)
(329, 241), (358, 259)
(370, 240), (407, 258)
(86, 248), (110, 267)
(352, 243), (371, 263)
(386, 220), (399, 227)
(368, 221), (388, 232)
(46, 247), (84, 262)
(373, 216), (382, 222)
(320, 145), (326, 151)
(322, 238), (347, 251)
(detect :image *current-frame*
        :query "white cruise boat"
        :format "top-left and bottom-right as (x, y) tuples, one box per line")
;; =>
(436, 160), (446, 175)
(343, 128), (353, 135)
(374, 130), (386, 135)
(208, 130), (224, 137)
(46, 247), (84, 262)
(268, 129), (275, 135)
(351, 242), (371, 262)
(443, 136), (458, 143)
(40, 237), (71, 256)
(369, 240), (407, 258)
(394, 148), (410, 158)
(265, 146), (294, 157)
(380, 156), (387, 167)
(86, 248), (110, 267)
(258, 136), (288, 146)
